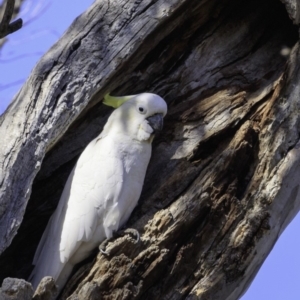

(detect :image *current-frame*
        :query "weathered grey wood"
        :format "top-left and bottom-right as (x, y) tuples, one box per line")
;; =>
(281, 0), (300, 24)
(0, 278), (33, 300)
(0, 0), (299, 299)
(32, 277), (57, 300)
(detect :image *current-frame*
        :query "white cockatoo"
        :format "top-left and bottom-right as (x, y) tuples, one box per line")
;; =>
(29, 93), (167, 291)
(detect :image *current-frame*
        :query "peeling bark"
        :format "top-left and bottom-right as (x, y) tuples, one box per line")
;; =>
(0, 0), (299, 299)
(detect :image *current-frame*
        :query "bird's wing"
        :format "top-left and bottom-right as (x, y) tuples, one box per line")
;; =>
(59, 137), (124, 262)
(31, 137), (124, 281)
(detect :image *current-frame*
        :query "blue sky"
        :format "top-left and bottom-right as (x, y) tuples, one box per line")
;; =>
(0, 0), (299, 298)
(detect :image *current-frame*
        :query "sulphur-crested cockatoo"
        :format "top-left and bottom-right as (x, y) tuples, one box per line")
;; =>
(29, 93), (167, 291)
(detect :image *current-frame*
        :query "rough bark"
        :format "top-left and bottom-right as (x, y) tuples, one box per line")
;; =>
(32, 277), (58, 300)
(0, 0), (299, 299)
(0, 278), (33, 300)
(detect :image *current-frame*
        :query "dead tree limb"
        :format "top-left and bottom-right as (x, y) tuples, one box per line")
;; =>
(0, 0), (23, 39)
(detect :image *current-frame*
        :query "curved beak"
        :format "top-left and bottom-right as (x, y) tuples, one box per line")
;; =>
(147, 114), (164, 133)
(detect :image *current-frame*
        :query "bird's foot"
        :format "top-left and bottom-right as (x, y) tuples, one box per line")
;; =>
(122, 228), (140, 243)
(99, 228), (140, 255)
(99, 230), (120, 255)
(99, 247), (109, 255)
(99, 238), (111, 255)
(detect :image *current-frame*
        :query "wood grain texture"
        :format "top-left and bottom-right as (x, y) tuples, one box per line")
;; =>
(0, 0), (299, 299)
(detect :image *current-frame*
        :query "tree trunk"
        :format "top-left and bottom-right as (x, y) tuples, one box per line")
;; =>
(0, 0), (300, 299)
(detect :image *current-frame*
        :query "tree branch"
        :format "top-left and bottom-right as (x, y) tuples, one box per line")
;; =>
(0, 0), (22, 39)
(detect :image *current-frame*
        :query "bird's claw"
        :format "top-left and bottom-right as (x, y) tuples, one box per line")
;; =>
(99, 228), (140, 255)
(99, 248), (109, 255)
(123, 228), (140, 243)
(99, 239), (110, 255)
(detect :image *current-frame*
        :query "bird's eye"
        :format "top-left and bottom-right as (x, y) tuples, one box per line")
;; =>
(138, 106), (146, 114)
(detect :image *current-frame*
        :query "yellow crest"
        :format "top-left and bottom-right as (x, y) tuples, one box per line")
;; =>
(103, 93), (135, 108)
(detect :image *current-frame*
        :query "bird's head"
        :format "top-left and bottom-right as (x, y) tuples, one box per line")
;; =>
(103, 93), (167, 142)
